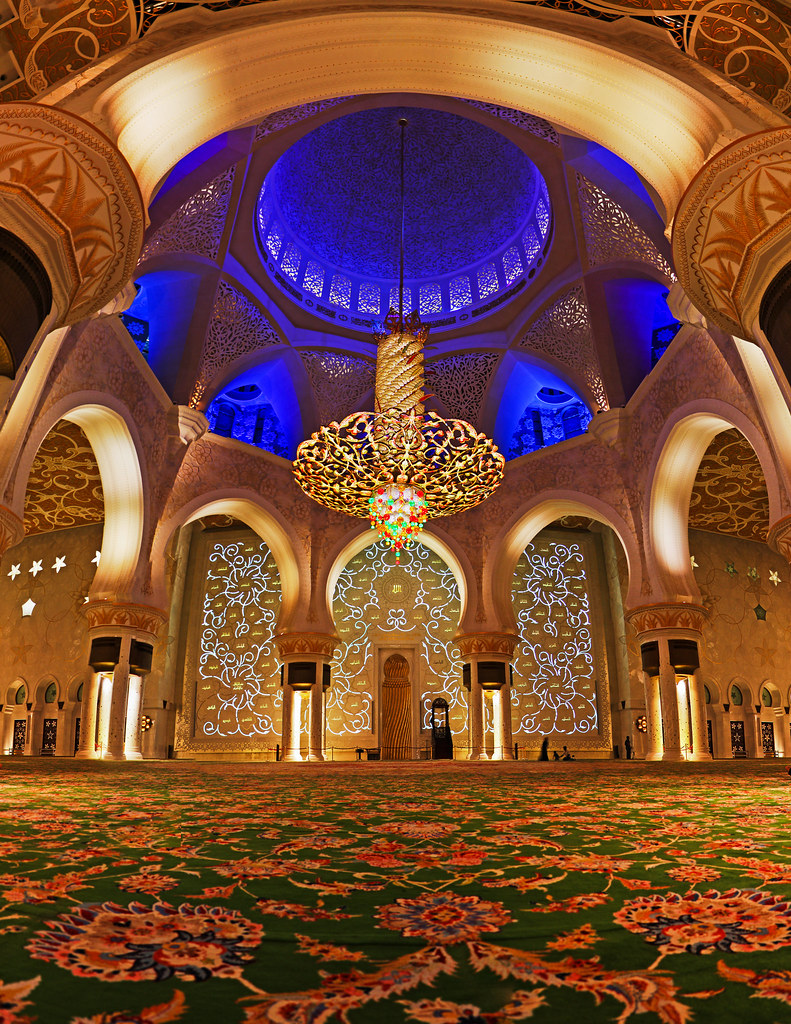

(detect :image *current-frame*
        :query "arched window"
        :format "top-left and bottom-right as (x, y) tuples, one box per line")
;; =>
(477, 263), (498, 300)
(449, 276), (472, 311)
(502, 246), (523, 285)
(358, 282), (380, 315)
(704, 684), (711, 704)
(281, 243), (301, 280)
(303, 261), (324, 298)
(44, 682), (57, 704)
(14, 685), (26, 705)
(730, 685), (743, 707)
(762, 687), (773, 707)
(419, 283), (442, 316)
(388, 285), (412, 314)
(329, 274), (351, 308)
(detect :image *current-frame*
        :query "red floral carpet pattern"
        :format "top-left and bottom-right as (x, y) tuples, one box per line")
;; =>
(1, 759), (791, 1022)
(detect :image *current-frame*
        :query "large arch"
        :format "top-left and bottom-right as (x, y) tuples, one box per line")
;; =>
(648, 401), (783, 602)
(151, 491), (302, 632)
(323, 523), (472, 631)
(490, 492), (641, 631)
(60, 6), (766, 216)
(13, 396), (146, 601)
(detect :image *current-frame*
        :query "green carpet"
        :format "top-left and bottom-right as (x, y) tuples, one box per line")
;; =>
(1, 759), (791, 1023)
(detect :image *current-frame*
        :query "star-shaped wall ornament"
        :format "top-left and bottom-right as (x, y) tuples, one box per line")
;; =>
(91, 550), (101, 566)
(725, 561), (737, 575)
(753, 603), (767, 621)
(52, 556), (66, 573)
(9, 641), (33, 662)
(770, 570), (781, 586)
(7, 564), (20, 579)
(29, 560), (42, 577)
(21, 598), (36, 616)
(690, 555), (699, 569)
(747, 566), (760, 581)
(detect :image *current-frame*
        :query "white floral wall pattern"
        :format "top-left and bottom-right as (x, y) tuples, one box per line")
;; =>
(511, 536), (599, 738)
(330, 541), (464, 742)
(194, 537), (282, 742)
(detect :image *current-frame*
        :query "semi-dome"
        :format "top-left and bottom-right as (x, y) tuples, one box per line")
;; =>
(256, 106), (552, 330)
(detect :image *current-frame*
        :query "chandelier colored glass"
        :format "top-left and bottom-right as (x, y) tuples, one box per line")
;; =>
(293, 119), (505, 558)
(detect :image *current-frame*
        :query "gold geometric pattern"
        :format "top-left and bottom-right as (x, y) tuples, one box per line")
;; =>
(24, 421), (104, 536)
(688, 429), (769, 542)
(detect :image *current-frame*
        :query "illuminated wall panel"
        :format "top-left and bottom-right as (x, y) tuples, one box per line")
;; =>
(511, 534), (600, 739)
(330, 541), (463, 741)
(181, 531), (282, 751)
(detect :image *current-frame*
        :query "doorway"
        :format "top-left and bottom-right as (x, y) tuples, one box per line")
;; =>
(382, 654), (411, 760)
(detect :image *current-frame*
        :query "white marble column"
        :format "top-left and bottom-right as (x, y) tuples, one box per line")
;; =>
(75, 673), (100, 759)
(104, 636), (132, 760)
(308, 679), (325, 761)
(688, 670), (712, 760)
(643, 672), (663, 760)
(124, 675), (144, 760)
(657, 642), (683, 760)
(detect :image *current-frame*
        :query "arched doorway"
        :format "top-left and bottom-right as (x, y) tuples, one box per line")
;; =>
(382, 654), (411, 760)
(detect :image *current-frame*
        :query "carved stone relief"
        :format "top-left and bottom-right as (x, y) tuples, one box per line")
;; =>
(140, 168), (235, 263)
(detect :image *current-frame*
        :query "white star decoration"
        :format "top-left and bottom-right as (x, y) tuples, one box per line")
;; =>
(7, 564), (20, 579)
(29, 560), (42, 577)
(52, 556), (67, 573)
(91, 550), (101, 565)
(21, 598), (35, 617)
(770, 570), (781, 586)
(690, 555), (699, 569)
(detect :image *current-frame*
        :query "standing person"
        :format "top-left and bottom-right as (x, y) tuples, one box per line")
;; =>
(539, 737), (549, 761)
(624, 735), (633, 760)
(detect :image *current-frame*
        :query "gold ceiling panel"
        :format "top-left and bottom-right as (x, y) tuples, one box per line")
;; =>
(24, 420), (104, 535)
(688, 428), (769, 543)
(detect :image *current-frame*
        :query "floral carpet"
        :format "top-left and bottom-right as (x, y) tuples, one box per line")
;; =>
(1, 759), (791, 1024)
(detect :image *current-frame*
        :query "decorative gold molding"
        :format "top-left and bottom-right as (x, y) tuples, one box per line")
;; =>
(673, 127), (791, 338)
(0, 103), (143, 325)
(625, 603), (708, 638)
(454, 632), (519, 658)
(0, 504), (24, 556)
(276, 632), (341, 659)
(83, 601), (167, 641)
(767, 515), (791, 565)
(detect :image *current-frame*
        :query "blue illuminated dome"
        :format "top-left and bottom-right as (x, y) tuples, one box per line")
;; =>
(256, 106), (552, 329)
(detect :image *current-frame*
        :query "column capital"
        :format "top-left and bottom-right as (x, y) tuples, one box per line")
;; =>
(83, 600), (167, 643)
(276, 631), (340, 660)
(454, 632), (519, 659)
(672, 127), (791, 339)
(0, 103), (143, 326)
(0, 504), (24, 557)
(625, 602), (708, 641)
(768, 515), (791, 564)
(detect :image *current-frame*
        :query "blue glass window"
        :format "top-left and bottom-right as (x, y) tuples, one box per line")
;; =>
(449, 275), (472, 311)
(419, 283), (442, 316)
(388, 285), (412, 314)
(477, 263), (498, 300)
(281, 243), (301, 280)
(358, 282), (381, 315)
(303, 260), (324, 298)
(329, 274), (352, 308)
(502, 246), (523, 285)
(523, 227), (540, 262)
(536, 199), (550, 239)
(265, 223), (282, 259)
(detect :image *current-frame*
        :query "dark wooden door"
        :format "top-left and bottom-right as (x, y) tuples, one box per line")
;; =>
(707, 719), (713, 756)
(74, 717), (81, 754)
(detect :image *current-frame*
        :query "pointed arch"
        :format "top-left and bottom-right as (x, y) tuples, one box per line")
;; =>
(648, 400), (782, 602)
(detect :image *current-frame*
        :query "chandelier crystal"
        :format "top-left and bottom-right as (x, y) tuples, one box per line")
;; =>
(292, 119), (505, 557)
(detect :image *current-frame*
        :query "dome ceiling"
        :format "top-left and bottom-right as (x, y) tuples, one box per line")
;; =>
(256, 106), (552, 328)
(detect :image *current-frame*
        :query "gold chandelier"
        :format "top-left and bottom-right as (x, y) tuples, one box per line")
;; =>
(293, 119), (505, 556)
